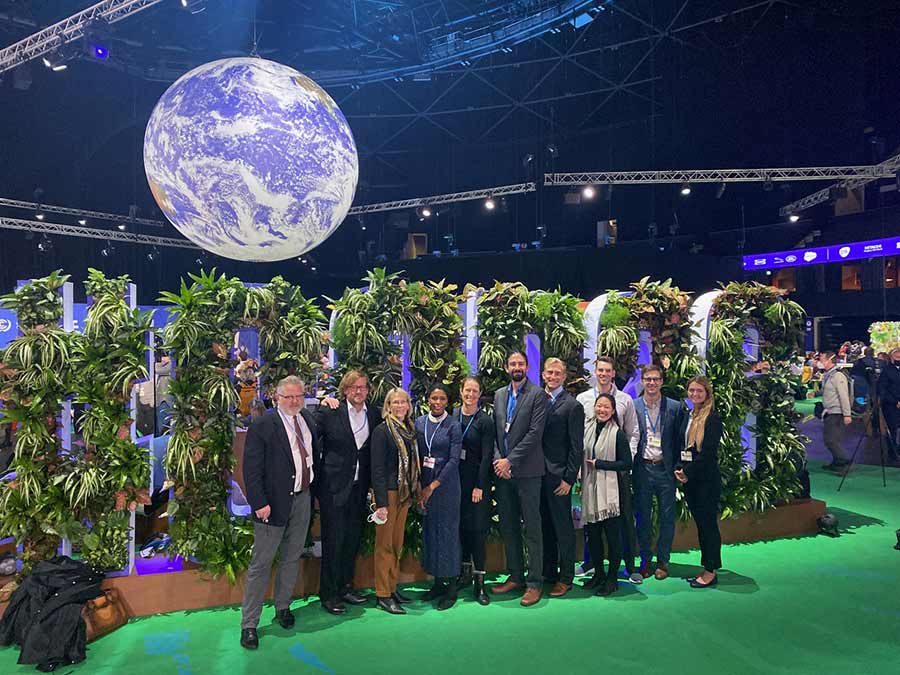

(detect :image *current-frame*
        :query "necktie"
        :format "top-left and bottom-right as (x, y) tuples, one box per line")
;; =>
(293, 415), (310, 491)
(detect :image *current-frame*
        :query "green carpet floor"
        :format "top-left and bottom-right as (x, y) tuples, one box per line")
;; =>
(3, 461), (898, 675)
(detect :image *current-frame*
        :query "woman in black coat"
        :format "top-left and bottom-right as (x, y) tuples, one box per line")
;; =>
(452, 376), (495, 605)
(674, 376), (724, 588)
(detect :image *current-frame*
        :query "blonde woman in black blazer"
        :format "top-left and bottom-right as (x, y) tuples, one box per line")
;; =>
(674, 376), (724, 589)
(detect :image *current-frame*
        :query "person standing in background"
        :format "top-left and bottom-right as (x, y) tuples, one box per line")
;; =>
(818, 351), (852, 473)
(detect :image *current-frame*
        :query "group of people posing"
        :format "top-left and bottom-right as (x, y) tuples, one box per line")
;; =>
(238, 351), (724, 651)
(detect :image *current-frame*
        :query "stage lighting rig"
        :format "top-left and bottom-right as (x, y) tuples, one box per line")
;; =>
(680, 183), (691, 196)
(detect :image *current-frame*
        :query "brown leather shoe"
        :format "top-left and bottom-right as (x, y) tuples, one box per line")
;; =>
(490, 580), (522, 595)
(549, 582), (571, 598)
(639, 563), (653, 579)
(520, 587), (542, 606)
(654, 563), (669, 580)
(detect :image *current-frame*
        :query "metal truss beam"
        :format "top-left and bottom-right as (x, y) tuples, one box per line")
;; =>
(779, 152), (900, 215)
(0, 197), (166, 227)
(347, 182), (536, 215)
(0, 0), (163, 74)
(0, 217), (198, 249)
(544, 166), (896, 186)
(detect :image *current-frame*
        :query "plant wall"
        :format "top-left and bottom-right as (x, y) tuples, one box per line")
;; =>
(0, 271), (77, 572)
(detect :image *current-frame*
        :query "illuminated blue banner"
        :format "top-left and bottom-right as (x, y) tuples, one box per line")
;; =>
(743, 235), (900, 271)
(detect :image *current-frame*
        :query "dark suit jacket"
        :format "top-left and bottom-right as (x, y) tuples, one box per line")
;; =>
(243, 407), (321, 526)
(634, 396), (680, 474)
(541, 390), (584, 486)
(493, 378), (547, 479)
(315, 401), (382, 505)
(674, 408), (723, 483)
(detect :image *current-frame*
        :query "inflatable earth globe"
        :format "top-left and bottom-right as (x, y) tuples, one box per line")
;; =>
(143, 57), (358, 262)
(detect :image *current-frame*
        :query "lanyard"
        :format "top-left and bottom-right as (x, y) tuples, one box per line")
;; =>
(506, 385), (518, 423)
(424, 417), (444, 456)
(457, 409), (478, 439)
(349, 408), (368, 436)
(644, 401), (661, 435)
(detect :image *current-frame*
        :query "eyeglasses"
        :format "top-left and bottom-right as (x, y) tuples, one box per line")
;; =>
(643, 377), (662, 383)
(347, 385), (369, 392)
(278, 394), (304, 401)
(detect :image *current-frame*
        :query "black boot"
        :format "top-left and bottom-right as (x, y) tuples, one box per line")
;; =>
(437, 578), (458, 611)
(422, 579), (446, 601)
(473, 571), (490, 606)
(457, 562), (474, 589)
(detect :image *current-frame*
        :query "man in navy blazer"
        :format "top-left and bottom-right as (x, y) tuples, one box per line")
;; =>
(241, 376), (321, 650)
(491, 349), (547, 607)
(633, 365), (680, 580)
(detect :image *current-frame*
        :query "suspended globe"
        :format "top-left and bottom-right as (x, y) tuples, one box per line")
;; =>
(143, 57), (358, 262)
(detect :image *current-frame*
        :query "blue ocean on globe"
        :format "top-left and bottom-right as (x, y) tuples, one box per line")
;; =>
(143, 57), (358, 262)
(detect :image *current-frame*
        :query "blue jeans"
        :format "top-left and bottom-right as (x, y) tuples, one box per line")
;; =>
(634, 462), (676, 565)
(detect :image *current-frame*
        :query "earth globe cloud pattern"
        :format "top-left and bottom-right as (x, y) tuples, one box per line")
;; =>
(143, 57), (358, 262)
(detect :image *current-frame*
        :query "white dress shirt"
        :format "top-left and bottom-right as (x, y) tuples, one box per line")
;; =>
(277, 408), (314, 492)
(347, 403), (370, 482)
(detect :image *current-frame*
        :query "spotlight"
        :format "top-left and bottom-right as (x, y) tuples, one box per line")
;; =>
(361, 225), (366, 231)
(763, 177), (774, 192)
(680, 183), (691, 196)
(182, 0), (207, 13)
(715, 182), (726, 199)
(146, 248), (158, 262)
(89, 44), (109, 61)
(416, 206), (432, 220)
(42, 55), (67, 72)
(310, 266), (317, 272)
(789, 213), (800, 223)
(101, 241), (115, 257)
(78, 219), (87, 225)
(484, 197), (496, 211)
(546, 143), (559, 158)
(816, 513), (840, 537)
(581, 186), (596, 200)
(35, 210), (45, 220)
(765, 270), (772, 276)
(117, 223), (127, 231)
(37, 235), (52, 253)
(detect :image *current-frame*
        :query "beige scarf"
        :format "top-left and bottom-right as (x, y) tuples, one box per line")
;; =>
(386, 413), (420, 505)
(581, 418), (621, 523)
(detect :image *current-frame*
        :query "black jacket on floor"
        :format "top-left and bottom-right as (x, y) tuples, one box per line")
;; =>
(0, 556), (104, 671)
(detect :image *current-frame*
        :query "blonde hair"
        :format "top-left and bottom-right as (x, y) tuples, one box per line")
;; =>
(382, 387), (412, 423)
(686, 376), (715, 449)
(339, 369), (369, 397)
(543, 357), (566, 371)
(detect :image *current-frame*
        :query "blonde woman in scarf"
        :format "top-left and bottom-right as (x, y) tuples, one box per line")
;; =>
(370, 387), (421, 614)
(582, 393), (633, 597)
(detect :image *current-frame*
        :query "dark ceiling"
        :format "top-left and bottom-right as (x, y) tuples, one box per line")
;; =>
(1, 0), (899, 299)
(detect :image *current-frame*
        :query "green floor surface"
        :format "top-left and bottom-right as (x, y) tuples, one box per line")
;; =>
(2, 461), (898, 675)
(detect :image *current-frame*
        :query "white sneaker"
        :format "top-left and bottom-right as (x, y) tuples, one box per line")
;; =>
(574, 563), (593, 577)
(628, 571), (644, 585)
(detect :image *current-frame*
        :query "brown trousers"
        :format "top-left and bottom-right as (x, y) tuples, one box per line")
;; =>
(374, 490), (410, 598)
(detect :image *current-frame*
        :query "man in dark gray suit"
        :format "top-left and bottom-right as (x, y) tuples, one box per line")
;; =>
(539, 357), (584, 598)
(491, 349), (547, 606)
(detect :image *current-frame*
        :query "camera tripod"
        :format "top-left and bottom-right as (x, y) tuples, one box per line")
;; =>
(837, 392), (892, 491)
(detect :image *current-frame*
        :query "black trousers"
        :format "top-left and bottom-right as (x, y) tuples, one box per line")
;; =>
(619, 474), (637, 572)
(318, 482), (366, 603)
(540, 475), (575, 585)
(460, 527), (487, 571)
(684, 479), (722, 572)
(584, 517), (623, 584)
(496, 476), (543, 588)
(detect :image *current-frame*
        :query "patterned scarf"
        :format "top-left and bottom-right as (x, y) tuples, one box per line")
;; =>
(581, 418), (621, 523)
(387, 413), (420, 505)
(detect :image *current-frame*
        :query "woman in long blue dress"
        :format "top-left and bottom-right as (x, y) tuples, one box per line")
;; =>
(415, 383), (462, 610)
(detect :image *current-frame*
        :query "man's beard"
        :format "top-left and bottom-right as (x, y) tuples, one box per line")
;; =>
(510, 370), (526, 382)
